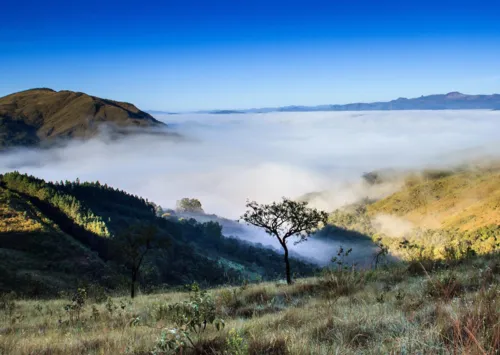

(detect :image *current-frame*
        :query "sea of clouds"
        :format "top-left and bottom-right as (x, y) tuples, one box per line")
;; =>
(1, 110), (499, 263)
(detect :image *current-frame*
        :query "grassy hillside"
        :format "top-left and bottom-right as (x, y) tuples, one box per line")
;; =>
(0, 172), (316, 296)
(328, 165), (500, 259)
(0, 184), (118, 296)
(1, 251), (498, 354)
(0, 88), (165, 149)
(368, 164), (500, 231)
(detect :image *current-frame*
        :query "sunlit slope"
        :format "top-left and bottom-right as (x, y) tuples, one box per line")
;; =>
(368, 164), (500, 231)
(326, 165), (500, 258)
(0, 88), (165, 149)
(0, 184), (114, 294)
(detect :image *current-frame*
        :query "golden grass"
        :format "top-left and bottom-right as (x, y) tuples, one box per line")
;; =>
(1, 255), (499, 355)
(368, 167), (500, 231)
(0, 188), (46, 233)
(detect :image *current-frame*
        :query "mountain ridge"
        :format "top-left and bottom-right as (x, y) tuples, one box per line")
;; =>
(158, 92), (500, 114)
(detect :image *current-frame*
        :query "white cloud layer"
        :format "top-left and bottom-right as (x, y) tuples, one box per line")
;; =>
(2, 110), (500, 264)
(1, 110), (499, 220)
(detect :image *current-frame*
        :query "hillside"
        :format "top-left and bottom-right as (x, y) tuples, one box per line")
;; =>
(327, 165), (500, 258)
(1, 248), (498, 354)
(368, 165), (500, 231)
(0, 172), (316, 296)
(0, 88), (165, 149)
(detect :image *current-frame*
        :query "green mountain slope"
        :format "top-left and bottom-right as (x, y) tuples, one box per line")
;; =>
(0, 172), (316, 296)
(0, 88), (165, 149)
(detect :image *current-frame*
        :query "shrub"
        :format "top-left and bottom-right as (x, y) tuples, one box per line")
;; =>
(154, 283), (225, 354)
(63, 288), (87, 323)
(226, 328), (248, 355)
(168, 283), (224, 334)
(424, 273), (463, 301)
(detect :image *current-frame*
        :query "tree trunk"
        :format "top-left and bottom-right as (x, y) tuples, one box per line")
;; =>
(130, 270), (137, 299)
(283, 244), (292, 285)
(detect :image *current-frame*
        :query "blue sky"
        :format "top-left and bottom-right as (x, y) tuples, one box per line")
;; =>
(1, 0), (499, 111)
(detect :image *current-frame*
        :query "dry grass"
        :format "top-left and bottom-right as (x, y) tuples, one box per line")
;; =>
(368, 166), (500, 232)
(0, 255), (499, 355)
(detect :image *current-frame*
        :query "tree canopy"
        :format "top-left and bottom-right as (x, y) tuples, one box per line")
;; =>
(241, 198), (327, 284)
(176, 198), (204, 213)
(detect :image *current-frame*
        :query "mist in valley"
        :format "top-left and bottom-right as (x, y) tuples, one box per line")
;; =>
(1, 110), (499, 264)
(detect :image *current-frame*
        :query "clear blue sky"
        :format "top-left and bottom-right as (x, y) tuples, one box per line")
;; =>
(1, 0), (499, 111)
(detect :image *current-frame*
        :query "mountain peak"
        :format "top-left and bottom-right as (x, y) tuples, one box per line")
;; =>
(0, 88), (166, 149)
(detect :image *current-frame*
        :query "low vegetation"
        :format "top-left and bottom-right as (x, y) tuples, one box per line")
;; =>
(328, 164), (500, 260)
(0, 249), (498, 354)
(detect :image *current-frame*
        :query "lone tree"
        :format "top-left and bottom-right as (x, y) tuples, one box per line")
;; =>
(241, 198), (328, 284)
(176, 198), (204, 213)
(115, 224), (169, 298)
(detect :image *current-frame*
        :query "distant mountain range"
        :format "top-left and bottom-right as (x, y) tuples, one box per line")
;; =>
(0, 88), (166, 150)
(213, 92), (500, 113)
(149, 92), (500, 115)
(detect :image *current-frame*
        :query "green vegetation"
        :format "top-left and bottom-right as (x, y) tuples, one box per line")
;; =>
(241, 198), (328, 284)
(1, 164), (500, 353)
(0, 250), (498, 354)
(176, 198), (204, 213)
(0, 172), (316, 297)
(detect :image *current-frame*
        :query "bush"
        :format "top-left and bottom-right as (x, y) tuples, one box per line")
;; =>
(168, 283), (224, 334)
(424, 273), (463, 301)
(226, 328), (248, 355)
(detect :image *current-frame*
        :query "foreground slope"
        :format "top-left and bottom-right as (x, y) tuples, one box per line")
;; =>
(1, 251), (498, 354)
(0, 88), (165, 149)
(0, 172), (315, 295)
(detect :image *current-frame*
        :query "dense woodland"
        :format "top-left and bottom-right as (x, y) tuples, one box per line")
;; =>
(0, 172), (316, 297)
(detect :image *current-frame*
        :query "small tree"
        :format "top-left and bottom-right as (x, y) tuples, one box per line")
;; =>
(241, 198), (328, 284)
(115, 224), (169, 298)
(176, 198), (204, 213)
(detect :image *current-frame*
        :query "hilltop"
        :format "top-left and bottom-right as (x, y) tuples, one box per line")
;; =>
(0, 88), (165, 149)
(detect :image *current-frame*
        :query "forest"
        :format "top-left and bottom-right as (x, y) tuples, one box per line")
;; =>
(0, 172), (316, 297)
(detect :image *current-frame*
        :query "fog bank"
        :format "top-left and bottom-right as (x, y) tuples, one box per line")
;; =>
(1, 110), (499, 219)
